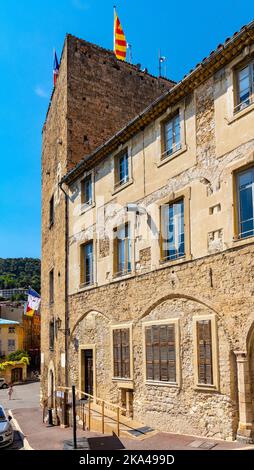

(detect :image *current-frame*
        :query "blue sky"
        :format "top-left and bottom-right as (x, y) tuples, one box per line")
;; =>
(0, 0), (253, 258)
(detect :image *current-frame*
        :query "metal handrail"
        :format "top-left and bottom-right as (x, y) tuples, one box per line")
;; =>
(56, 386), (126, 414)
(234, 95), (253, 113)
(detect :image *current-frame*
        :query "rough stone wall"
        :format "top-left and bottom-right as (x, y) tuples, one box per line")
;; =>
(68, 244), (254, 440)
(66, 35), (174, 169)
(41, 41), (68, 400)
(139, 247), (151, 271)
(99, 238), (110, 258)
(196, 77), (216, 168)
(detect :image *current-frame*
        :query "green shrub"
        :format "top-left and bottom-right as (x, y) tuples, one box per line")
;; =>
(7, 350), (30, 362)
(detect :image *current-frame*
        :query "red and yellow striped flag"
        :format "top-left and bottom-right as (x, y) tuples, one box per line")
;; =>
(114, 8), (127, 61)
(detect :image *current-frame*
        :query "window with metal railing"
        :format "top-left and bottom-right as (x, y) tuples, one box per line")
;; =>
(115, 150), (129, 189)
(234, 61), (254, 113)
(81, 174), (92, 206)
(161, 199), (185, 262)
(236, 167), (254, 239)
(162, 112), (181, 159)
(113, 223), (131, 277)
(80, 241), (94, 286)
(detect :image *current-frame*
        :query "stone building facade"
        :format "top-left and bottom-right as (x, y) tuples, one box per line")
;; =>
(41, 23), (254, 442)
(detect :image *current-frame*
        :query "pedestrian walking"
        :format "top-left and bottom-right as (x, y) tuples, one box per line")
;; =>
(8, 384), (13, 400)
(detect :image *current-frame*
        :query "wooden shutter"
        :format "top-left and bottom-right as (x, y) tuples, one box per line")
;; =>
(145, 324), (176, 383)
(159, 325), (169, 381)
(197, 320), (213, 385)
(113, 330), (121, 377)
(145, 327), (154, 380)
(113, 328), (130, 378)
(121, 329), (130, 378)
(153, 326), (160, 381)
(113, 229), (118, 275)
(167, 324), (176, 382)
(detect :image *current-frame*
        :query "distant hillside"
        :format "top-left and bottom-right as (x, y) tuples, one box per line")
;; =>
(0, 258), (41, 294)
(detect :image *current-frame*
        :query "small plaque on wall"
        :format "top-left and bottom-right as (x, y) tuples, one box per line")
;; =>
(61, 353), (66, 368)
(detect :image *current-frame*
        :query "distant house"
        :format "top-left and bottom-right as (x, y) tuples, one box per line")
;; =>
(0, 288), (27, 299)
(0, 318), (24, 357)
(0, 302), (40, 370)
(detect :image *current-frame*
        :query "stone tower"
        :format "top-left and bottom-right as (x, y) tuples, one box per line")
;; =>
(41, 34), (174, 397)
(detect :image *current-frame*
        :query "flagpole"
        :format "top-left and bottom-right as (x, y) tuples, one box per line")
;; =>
(113, 6), (116, 52)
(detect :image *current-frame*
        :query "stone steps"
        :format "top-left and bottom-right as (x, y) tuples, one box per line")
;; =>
(76, 401), (157, 440)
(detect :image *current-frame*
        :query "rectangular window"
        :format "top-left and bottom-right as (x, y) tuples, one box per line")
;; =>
(196, 320), (213, 385)
(237, 167), (254, 239)
(49, 269), (54, 304)
(49, 320), (55, 351)
(235, 62), (254, 113)
(49, 195), (54, 227)
(145, 324), (176, 383)
(114, 223), (131, 276)
(115, 151), (129, 188)
(113, 329), (130, 379)
(163, 112), (181, 158)
(81, 242), (94, 286)
(8, 339), (15, 352)
(8, 327), (15, 334)
(81, 174), (92, 206)
(161, 199), (185, 261)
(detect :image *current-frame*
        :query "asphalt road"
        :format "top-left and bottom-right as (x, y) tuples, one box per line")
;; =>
(0, 381), (40, 410)
(0, 381), (40, 450)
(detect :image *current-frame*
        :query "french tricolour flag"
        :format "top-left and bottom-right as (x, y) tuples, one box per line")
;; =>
(53, 50), (59, 87)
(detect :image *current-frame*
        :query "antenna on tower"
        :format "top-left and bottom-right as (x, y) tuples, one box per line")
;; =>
(159, 50), (167, 77)
(127, 43), (132, 64)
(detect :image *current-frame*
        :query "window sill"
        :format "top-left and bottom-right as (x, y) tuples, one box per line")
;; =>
(78, 282), (97, 292)
(227, 101), (254, 125)
(159, 254), (191, 268)
(112, 272), (133, 283)
(145, 380), (180, 388)
(80, 202), (95, 215)
(112, 379), (133, 389)
(194, 384), (219, 393)
(112, 178), (133, 196)
(230, 234), (254, 249)
(157, 144), (187, 168)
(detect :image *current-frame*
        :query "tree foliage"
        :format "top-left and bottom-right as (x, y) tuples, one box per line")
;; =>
(0, 258), (41, 294)
(7, 350), (30, 362)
